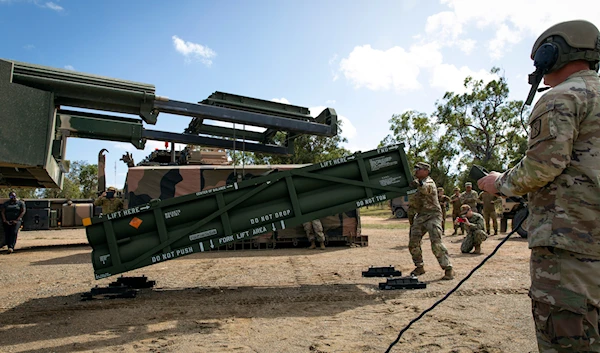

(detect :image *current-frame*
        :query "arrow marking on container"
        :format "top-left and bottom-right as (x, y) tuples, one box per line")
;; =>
(139, 205), (150, 211)
(280, 220), (286, 229)
(210, 239), (215, 249)
(272, 223), (276, 231)
(199, 242), (205, 252)
(234, 182), (238, 190)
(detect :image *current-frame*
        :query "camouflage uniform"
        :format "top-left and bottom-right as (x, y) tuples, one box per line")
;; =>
(479, 191), (499, 235)
(437, 189), (451, 234)
(407, 194), (416, 226)
(409, 176), (452, 271)
(460, 211), (487, 254)
(450, 189), (464, 235)
(94, 196), (124, 214)
(459, 187), (479, 210)
(303, 219), (325, 243)
(495, 69), (600, 352)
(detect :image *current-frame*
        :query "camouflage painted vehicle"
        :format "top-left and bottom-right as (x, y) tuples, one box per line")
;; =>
(124, 164), (363, 248)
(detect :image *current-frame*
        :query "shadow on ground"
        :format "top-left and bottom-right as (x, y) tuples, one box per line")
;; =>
(0, 283), (407, 353)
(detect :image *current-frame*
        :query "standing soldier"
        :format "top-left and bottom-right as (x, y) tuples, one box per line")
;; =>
(437, 187), (451, 234)
(479, 191), (499, 235)
(478, 20), (600, 352)
(450, 187), (464, 236)
(408, 162), (454, 280)
(94, 186), (124, 215)
(303, 219), (326, 250)
(459, 182), (479, 210)
(407, 193), (416, 226)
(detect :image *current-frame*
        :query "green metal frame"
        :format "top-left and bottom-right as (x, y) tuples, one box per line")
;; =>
(87, 144), (414, 279)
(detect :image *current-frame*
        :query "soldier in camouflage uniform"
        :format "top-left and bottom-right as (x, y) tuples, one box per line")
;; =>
(408, 162), (454, 280)
(459, 182), (479, 210)
(478, 191), (499, 235)
(303, 219), (326, 250)
(407, 193), (416, 226)
(449, 187), (464, 236)
(456, 205), (487, 254)
(437, 187), (451, 234)
(478, 20), (600, 353)
(94, 186), (124, 215)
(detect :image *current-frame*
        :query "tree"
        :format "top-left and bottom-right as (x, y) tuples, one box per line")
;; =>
(43, 161), (98, 199)
(435, 67), (527, 174)
(0, 188), (40, 199)
(240, 120), (351, 165)
(380, 110), (458, 191)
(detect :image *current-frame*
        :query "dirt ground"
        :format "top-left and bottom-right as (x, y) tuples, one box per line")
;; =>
(0, 216), (537, 353)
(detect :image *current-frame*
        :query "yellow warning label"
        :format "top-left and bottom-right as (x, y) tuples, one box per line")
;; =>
(82, 218), (92, 227)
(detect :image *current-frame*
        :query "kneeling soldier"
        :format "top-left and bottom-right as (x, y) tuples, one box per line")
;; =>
(456, 205), (487, 254)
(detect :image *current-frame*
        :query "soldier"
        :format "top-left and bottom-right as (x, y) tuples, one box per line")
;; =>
(1, 191), (26, 254)
(408, 162), (454, 280)
(437, 187), (451, 234)
(303, 219), (326, 250)
(407, 194), (416, 226)
(478, 20), (600, 352)
(479, 191), (499, 235)
(456, 205), (487, 254)
(94, 186), (124, 215)
(450, 187), (464, 236)
(459, 182), (479, 210)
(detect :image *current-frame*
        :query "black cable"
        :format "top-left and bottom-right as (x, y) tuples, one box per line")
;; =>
(385, 215), (527, 353)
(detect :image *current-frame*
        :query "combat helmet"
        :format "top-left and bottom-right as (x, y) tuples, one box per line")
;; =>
(531, 20), (600, 74)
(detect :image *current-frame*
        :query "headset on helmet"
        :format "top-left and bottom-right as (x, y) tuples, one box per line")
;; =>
(524, 20), (600, 106)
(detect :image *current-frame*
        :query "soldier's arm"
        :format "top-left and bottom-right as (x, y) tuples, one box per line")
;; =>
(93, 198), (104, 206)
(496, 92), (580, 197)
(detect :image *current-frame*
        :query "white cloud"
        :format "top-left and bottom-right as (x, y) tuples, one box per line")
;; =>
(310, 106), (356, 140)
(338, 43), (443, 93)
(44, 1), (62, 11)
(456, 39), (476, 55)
(64, 65), (74, 71)
(271, 97), (290, 104)
(425, 0), (600, 59)
(23, 44), (34, 50)
(430, 64), (499, 94)
(325, 100), (336, 105)
(172, 35), (216, 67)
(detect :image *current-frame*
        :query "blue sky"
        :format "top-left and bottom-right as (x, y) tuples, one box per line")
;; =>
(2, 0), (599, 188)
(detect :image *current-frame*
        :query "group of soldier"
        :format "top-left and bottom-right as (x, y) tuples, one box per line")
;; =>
(405, 162), (498, 281)
(407, 19), (600, 352)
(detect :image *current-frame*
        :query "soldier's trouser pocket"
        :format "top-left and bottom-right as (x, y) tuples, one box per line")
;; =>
(532, 300), (599, 352)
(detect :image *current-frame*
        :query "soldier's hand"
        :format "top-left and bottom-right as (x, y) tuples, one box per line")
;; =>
(477, 172), (502, 195)
(409, 179), (422, 188)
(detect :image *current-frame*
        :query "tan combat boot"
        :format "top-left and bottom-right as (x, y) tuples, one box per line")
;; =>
(410, 266), (426, 276)
(473, 244), (481, 254)
(319, 242), (326, 250)
(308, 240), (316, 249)
(442, 267), (455, 280)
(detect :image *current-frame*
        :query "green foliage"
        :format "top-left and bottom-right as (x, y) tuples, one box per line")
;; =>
(0, 188), (40, 199)
(435, 67), (527, 173)
(43, 161), (98, 199)
(381, 111), (458, 192)
(381, 67), (528, 191)
(228, 120), (351, 165)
